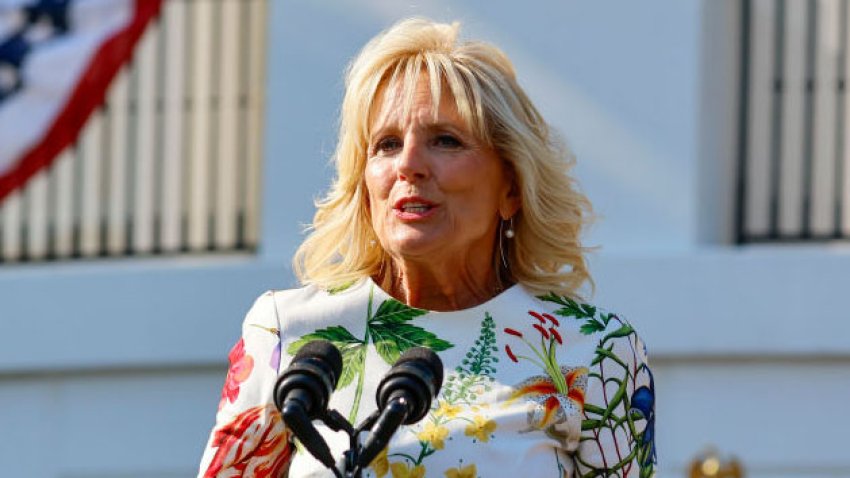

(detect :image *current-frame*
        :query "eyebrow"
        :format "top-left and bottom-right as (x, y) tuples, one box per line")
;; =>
(370, 120), (468, 136)
(427, 121), (465, 131)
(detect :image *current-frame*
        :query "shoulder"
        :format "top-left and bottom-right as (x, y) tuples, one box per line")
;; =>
(253, 279), (375, 343)
(244, 280), (358, 323)
(526, 292), (656, 475)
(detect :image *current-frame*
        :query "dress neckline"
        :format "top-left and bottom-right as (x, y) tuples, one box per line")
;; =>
(363, 275), (524, 317)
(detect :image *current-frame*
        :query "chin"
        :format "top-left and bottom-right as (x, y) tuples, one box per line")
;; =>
(385, 232), (446, 259)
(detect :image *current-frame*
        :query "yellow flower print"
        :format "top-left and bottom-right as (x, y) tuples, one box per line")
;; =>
(369, 446), (389, 478)
(464, 415), (496, 443)
(417, 421), (449, 450)
(390, 462), (426, 478)
(434, 401), (463, 419)
(444, 463), (477, 478)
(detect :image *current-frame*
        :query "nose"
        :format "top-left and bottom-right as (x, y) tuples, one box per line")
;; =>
(395, 135), (429, 182)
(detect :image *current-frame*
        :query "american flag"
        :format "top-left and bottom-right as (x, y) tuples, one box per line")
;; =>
(0, 0), (162, 201)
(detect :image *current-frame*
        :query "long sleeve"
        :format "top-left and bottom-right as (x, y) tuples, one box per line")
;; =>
(572, 314), (656, 478)
(198, 291), (294, 478)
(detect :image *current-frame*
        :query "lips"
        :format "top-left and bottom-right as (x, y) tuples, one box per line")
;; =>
(393, 196), (437, 220)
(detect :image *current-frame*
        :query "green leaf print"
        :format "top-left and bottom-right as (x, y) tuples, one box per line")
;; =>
(338, 343), (366, 389)
(603, 323), (635, 342)
(370, 322), (453, 364)
(286, 326), (368, 390)
(286, 325), (362, 353)
(590, 345), (627, 369)
(600, 378), (628, 423)
(581, 419), (603, 430)
(288, 286), (454, 423)
(370, 298), (428, 324)
(538, 292), (593, 318)
(538, 292), (603, 337)
(579, 319), (607, 335)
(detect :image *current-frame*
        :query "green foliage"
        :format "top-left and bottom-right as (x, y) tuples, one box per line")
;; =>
(539, 292), (596, 319)
(286, 325), (360, 351)
(371, 298), (428, 324)
(538, 292), (606, 336)
(603, 323), (635, 342)
(539, 292), (654, 478)
(287, 298), (453, 389)
(580, 319), (607, 335)
(442, 313), (499, 404)
(368, 298), (451, 364)
(287, 288), (454, 422)
(338, 345), (366, 389)
(591, 344), (626, 368)
(286, 326), (365, 388)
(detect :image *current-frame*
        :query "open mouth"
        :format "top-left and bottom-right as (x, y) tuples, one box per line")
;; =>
(399, 202), (433, 213)
(394, 197), (437, 217)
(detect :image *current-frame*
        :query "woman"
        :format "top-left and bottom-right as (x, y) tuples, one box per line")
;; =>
(199, 18), (655, 478)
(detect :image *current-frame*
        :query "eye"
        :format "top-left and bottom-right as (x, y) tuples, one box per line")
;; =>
(372, 136), (402, 155)
(433, 134), (462, 149)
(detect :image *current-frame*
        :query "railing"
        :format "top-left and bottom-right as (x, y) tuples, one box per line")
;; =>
(737, 0), (850, 243)
(0, 0), (267, 262)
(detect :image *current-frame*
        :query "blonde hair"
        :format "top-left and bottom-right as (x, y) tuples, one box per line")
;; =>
(293, 18), (594, 298)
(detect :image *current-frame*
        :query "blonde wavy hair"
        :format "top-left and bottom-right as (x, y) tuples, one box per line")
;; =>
(293, 18), (594, 298)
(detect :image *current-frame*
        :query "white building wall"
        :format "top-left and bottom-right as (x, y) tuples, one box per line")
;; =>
(1, 1), (848, 477)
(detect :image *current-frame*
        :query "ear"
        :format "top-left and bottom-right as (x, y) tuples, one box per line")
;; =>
(498, 178), (521, 220)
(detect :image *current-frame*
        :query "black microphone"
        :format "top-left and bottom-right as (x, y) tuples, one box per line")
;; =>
(357, 347), (444, 469)
(274, 340), (343, 470)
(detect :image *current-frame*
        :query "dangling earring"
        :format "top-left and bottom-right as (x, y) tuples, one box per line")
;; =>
(504, 216), (515, 239)
(499, 216), (514, 273)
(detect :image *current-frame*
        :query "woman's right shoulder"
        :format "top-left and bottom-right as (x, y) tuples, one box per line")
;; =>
(243, 278), (370, 330)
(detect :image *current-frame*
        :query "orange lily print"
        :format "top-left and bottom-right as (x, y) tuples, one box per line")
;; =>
(203, 404), (293, 478)
(506, 365), (588, 429)
(503, 310), (588, 434)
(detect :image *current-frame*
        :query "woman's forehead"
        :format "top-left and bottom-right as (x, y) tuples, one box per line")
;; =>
(368, 75), (472, 135)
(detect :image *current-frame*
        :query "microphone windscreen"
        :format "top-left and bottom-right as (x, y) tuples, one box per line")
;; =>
(396, 347), (444, 395)
(295, 340), (343, 383)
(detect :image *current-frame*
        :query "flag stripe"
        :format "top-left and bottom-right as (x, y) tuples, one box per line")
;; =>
(0, 0), (164, 203)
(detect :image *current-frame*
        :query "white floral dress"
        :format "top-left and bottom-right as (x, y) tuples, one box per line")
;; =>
(198, 278), (656, 478)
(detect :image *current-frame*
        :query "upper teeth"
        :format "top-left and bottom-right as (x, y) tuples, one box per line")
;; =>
(402, 203), (430, 212)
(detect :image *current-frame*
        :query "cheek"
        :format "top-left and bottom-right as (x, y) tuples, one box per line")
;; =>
(364, 163), (385, 197)
(439, 159), (506, 212)
(364, 161), (393, 215)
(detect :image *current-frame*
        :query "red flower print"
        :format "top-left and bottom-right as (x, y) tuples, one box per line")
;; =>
(528, 310), (546, 324)
(549, 328), (562, 344)
(203, 404), (293, 477)
(505, 344), (518, 362)
(542, 313), (559, 327)
(219, 338), (255, 409)
(504, 327), (523, 338)
(532, 323), (549, 339)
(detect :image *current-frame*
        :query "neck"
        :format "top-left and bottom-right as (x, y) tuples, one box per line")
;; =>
(378, 257), (507, 311)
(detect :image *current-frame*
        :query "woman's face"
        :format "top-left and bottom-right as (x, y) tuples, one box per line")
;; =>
(365, 79), (518, 268)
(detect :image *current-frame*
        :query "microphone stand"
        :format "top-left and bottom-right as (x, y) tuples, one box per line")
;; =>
(312, 408), (382, 478)
(283, 347), (441, 477)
